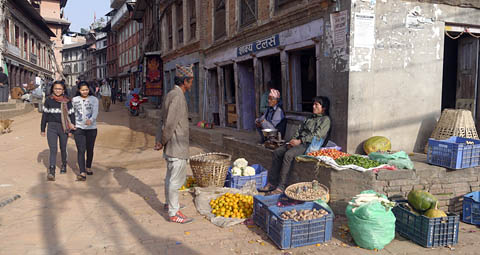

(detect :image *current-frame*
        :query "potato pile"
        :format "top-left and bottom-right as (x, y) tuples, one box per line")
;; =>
(280, 208), (329, 221)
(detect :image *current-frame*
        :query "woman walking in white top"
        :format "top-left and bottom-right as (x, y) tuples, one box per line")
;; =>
(72, 81), (99, 181)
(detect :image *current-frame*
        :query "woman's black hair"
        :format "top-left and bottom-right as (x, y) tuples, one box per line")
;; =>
(313, 96), (330, 116)
(76, 81), (94, 96)
(50, 80), (67, 95)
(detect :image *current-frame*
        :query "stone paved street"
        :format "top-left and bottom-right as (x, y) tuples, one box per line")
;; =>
(0, 104), (479, 255)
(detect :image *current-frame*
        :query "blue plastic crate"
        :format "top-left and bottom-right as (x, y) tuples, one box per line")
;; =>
(392, 202), (459, 247)
(267, 202), (333, 249)
(253, 194), (283, 233)
(225, 164), (268, 190)
(463, 191), (480, 225)
(427, 136), (480, 169)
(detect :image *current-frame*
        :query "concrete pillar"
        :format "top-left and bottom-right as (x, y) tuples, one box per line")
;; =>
(217, 65), (225, 127)
(280, 49), (289, 111)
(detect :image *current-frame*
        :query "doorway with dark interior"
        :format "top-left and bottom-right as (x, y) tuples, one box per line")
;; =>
(442, 31), (480, 129)
(290, 47), (317, 113)
(223, 64), (237, 128)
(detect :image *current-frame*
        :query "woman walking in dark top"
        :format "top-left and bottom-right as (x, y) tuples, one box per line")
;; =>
(40, 81), (76, 181)
(72, 81), (99, 181)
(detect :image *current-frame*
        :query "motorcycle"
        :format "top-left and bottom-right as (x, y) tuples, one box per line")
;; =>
(129, 94), (148, 116)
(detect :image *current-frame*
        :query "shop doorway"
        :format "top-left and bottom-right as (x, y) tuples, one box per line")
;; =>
(290, 47), (317, 113)
(442, 31), (480, 129)
(237, 60), (256, 130)
(223, 64), (237, 128)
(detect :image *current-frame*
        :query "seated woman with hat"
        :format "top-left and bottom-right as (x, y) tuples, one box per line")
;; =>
(255, 89), (286, 144)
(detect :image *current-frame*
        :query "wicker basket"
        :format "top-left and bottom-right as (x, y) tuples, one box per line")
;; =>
(424, 109), (479, 153)
(284, 182), (330, 202)
(189, 152), (232, 187)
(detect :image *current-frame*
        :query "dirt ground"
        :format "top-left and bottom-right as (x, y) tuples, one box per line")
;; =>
(0, 102), (479, 255)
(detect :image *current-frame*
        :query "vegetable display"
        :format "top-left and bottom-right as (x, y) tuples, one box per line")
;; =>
(307, 148), (350, 160)
(407, 190), (438, 212)
(363, 136), (392, 154)
(335, 155), (382, 169)
(280, 208), (329, 221)
(423, 202), (447, 218)
(210, 192), (253, 219)
(348, 193), (396, 213)
(284, 180), (328, 202)
(231, 158), (256, 176)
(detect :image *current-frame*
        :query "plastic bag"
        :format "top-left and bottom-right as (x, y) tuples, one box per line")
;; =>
(345, 190), (396, 250)
(314, 198), (334, 218)
(368, 151), (414, 170)
(194, 181), (258, 228)
(305, 136), (325, 154)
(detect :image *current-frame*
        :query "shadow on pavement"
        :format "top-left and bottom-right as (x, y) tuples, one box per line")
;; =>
(28, 161), (200, 254)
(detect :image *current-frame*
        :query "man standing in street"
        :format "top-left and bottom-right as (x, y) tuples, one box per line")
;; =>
(154, 64), (194, 224)
(0, 67), (9, 102)
(99, 79), (112, 112)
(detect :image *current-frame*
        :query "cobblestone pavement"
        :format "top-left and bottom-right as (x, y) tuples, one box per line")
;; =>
(0, 103), (479, 255)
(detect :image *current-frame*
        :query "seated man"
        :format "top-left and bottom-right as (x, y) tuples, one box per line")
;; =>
(255, 89), (286, 143)
(259, 96), (331, 194)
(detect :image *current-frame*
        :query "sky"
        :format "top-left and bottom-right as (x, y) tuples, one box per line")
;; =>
(63, 0), (111, 32)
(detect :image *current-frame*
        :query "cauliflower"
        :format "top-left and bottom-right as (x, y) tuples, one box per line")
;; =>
(231, 167), (243, 176)
(233, 158), (248, 168)
(242, 166), (256, 176)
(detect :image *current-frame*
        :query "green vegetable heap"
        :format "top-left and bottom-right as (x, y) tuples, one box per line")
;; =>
(335, 155), (382, 169)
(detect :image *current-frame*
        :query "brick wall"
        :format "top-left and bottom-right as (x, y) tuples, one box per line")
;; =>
(289, 155), (480, 215)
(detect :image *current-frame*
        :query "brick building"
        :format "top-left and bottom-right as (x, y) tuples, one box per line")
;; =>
(1, 0), (56, 89)
(61, 41), (87, 87)
(33, 0), (70, 80)
(111, 0), (143, 96)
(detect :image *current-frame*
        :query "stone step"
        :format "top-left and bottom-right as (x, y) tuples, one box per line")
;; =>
(0, 103), (34, 119)
(0, 101), (17, 110)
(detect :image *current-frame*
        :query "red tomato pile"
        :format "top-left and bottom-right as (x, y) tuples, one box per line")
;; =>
(307, 148), (350, 160)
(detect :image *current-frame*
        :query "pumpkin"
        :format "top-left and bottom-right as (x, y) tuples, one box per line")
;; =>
(424, 202), (447, 218)
(363, 136), (391, 154)
(407, 190), (438, 212)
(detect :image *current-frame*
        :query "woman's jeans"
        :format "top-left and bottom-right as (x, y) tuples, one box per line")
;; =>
(269, 144), (308, 190)
(74, 128), (97, 173)
(47, 122), (68, 167)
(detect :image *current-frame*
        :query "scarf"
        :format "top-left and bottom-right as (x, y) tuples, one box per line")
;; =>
(51, 95), (72, 133)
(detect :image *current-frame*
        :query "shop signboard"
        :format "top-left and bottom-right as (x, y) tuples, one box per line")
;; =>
(145, 54), (163, 96)
(237, 34), (280, 57)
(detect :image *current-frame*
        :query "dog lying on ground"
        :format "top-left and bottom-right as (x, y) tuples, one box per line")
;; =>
(0, 119), (13, 134)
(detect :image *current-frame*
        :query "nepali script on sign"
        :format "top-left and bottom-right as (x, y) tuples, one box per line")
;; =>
(237, 35), (280, 57)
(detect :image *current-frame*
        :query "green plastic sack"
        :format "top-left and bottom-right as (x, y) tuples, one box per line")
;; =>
(368, 151), (414, 169)
(345, 190), (396, 250)
(314, 198), (334, 218)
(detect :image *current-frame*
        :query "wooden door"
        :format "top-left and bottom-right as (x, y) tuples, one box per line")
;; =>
(456, 37), (479, 119)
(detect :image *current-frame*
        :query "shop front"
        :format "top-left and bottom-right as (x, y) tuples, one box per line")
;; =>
(204, 19), (327, 131)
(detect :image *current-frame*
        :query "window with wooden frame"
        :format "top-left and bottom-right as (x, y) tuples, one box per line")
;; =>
(176, 0), (184, 45)
(240, 0), (256, 27)
(24, 32), (28, 58)
(14, 25), (19, 47)
(188, 0), (196, 41)
(5, 19), (9, 43)
(275, 0), (301, 11)
(167, 7), (173, 49)
(31, 38), (35, 54)
(214, 0), (226, 40)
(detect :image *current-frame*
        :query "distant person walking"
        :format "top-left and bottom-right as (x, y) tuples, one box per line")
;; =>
(111, 82), (117, 105)
(72, 81), (99, 181)
(99, 79), (112, 112)
(0, 67), (9, 102)
(40, 81), (76, 181)
(155, 64), (195, 224)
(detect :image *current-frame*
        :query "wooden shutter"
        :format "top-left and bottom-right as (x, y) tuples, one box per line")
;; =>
(240, 0), (256, 27)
